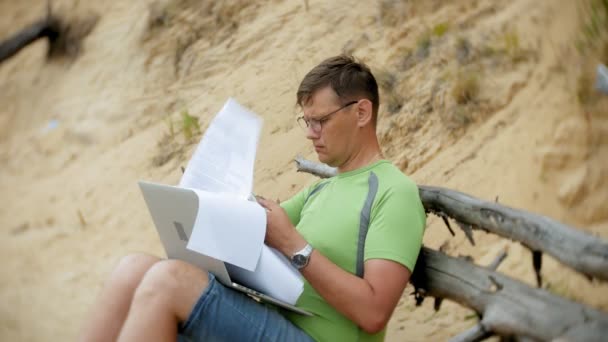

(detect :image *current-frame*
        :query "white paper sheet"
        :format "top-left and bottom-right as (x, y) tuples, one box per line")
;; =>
(226, 246), (304, 304)
(175, 98), (304, 304)
(186, 190), (266, 272)
(179, 98), (262, 199)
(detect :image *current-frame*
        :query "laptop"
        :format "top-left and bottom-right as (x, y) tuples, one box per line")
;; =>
(138, 180), (312, 316)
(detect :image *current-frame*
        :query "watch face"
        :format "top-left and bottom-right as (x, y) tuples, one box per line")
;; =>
(293, 254), (307, 268)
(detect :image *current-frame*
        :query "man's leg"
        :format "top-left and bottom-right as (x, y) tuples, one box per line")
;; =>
(117, 259), (209, 342)
(80, 253), (161, 342)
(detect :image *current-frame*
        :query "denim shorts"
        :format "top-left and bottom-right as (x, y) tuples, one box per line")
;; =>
(177, 273), (314, 342)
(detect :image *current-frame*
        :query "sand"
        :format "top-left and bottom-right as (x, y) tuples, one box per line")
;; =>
(0, 0), (606, 340)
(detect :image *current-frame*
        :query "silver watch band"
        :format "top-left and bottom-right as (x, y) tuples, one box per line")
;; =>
(291, 243), (313, 269)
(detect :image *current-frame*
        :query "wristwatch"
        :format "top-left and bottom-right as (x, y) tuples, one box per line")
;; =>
(291, 244), (314, 269)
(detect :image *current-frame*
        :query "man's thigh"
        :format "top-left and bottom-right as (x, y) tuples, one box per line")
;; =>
(178, 273), (314, 342)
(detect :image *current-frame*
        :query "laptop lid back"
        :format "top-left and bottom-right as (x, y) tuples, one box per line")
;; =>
(138, 181), (231, 284)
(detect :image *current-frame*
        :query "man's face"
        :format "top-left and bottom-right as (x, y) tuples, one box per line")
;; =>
(301, 87), (359, 167)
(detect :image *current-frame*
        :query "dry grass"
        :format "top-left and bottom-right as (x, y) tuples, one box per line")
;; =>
(153, 109), (201, 167)
(577, 68), (596, 105)
(479, 30), (530, 63)
(415, 31), (432, 59)
(376, 69), (403, 115)
(451, 70), (480, 105)
(576, 0), (608, 60)
(378, 0), (410, 27)
(432, 22), (449, 38)
(455, 36), (472, 64)
(142, 0), (261, 76)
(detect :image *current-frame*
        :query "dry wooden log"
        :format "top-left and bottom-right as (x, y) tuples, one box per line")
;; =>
(0, 2), (98, 64)
(448, 322), (493, 342)
(413, 247), (608, 341)
(294, 156), (608, 339)
(0, 17), (60, 63)
(294, 156), (608, 281)
(419, 186), (608, 281)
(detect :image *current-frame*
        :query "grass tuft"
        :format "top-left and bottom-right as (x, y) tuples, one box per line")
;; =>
(179, 110), (201, 140)
(416, 31), (432, 59)
(432, 22), (449, 37)
(452, 71), (480, 105)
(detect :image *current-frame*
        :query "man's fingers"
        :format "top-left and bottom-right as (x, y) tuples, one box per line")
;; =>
(256, 196), (268, 205)
(256, 196), (273, 210)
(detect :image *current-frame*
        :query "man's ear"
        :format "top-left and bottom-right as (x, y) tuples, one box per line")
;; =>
(357, 99), (374, 127)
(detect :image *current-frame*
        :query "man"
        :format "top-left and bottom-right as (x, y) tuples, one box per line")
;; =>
(80, 55), (425, 342)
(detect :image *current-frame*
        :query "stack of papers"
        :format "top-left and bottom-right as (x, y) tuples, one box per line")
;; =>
(179, 98), (303, 305)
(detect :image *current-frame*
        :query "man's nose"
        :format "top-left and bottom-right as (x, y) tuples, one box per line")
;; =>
(305, 126), (320, 140)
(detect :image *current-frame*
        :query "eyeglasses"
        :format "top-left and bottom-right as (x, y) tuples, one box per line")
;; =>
(297, 100), (358, 133)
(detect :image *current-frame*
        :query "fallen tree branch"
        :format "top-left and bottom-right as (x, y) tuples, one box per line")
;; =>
(0, 3), (98, 64)
(486, 247), (508, 271)
(419, 186), (608, 281)
(294, 156), (608, 281)
(448, 322), (492, 342)
(414, 248), (608, 341)
(0, 17), (60, 62)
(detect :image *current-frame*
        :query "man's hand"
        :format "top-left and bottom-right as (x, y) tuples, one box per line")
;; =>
(256, 197), (307, 257)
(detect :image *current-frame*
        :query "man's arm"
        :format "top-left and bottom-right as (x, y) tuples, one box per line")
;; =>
(258, 197), (411, 334)
(302, 248), (410, 333)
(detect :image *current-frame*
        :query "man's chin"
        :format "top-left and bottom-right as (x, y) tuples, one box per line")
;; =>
(316, 153), (328, 164)
(317, 154), (336, 167)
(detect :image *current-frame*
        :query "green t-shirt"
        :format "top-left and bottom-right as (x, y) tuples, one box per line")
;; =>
(280, 160), (426, 342)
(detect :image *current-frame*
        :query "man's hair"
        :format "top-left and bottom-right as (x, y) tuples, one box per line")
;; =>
(297, 55), (380, 125)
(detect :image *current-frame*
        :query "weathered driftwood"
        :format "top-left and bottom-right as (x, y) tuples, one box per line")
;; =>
(0, 2), (98, 63)
(414, 247), (608, 341)
(419, 186), (608, 282)
(294, 156), (608, 281)
(448, 322), (492, 342)
(0, 17), (60, 63)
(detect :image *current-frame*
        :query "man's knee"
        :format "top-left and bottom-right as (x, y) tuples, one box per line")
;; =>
(110, 253), (161, 289)
(116, 253), (161, 271)
(132, 260), (209, 320)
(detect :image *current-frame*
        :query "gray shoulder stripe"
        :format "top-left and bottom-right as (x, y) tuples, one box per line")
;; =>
(356, 172), (379, 278)
(304, 181), (329, 204)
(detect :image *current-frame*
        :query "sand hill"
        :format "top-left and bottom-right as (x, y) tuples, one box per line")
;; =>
(0, 0), (606, 340)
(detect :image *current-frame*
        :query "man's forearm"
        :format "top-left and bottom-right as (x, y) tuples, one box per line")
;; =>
(278, 232), (393, 333)
(303, 249), (398, 333)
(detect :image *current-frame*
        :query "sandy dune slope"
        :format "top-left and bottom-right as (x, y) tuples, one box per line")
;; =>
(0, 0), (606, 340)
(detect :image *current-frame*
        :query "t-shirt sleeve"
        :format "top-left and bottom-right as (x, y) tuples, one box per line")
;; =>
(364, 180), (425, 272)
(280, 185), (310, 226)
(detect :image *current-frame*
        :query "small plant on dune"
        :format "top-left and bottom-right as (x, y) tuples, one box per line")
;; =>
(376, 69), (397, 92)
(577, 69), (596, 105)
(416, 31), (432, 59)
(576, 0), (608, 63)
(479, 30), (529, 63)
(451, 71), (480, 105)
(384, 92), (404, 115)
(455, 36), (472, 64)
(378, 0), (409, 27)
(154, 109), (201, 167)
(179, 110), (201, 140)
(376, 69), (403, 115)
(432, 22), (449, 37)
(503, 30), (528, 63)
(163, 109), (201, 141)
